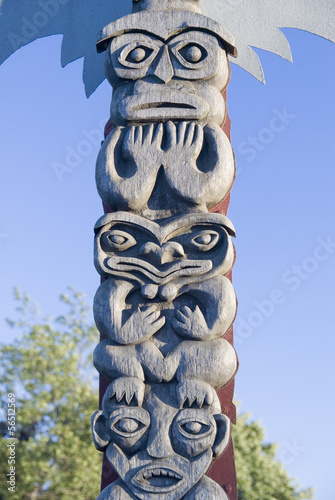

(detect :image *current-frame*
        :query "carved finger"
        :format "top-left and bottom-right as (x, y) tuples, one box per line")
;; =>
(184, 122), (195, 147)
(115, 388), (126, 403)
(171, 319), (190, 335)
(195, 393), (205, 409)
(143, 123), (154, 145)
(121, 126), (135, 159)
(147, 315), (165, 335)
(145, 310), (161, 323)
(176, 121), (187, 145)
(125, 386), (135, 405)
(204, 388), (214, 407)
(141, 304), (158, 316)
(176, 382), (188, 408)
(134, 125), (143, 145)
(194, 305), (203, 317)
(192, 124), (204, 156)
(175, 309), (188, 322)
(179, 305), (192, 317)
(151, 315), (166, 329)
(165, 121), (176, 148)
(152, 122), (164, 147)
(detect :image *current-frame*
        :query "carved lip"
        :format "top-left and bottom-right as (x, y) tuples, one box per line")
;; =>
(120, 92), (209, 121)
(132, 465), (185, 493)
(106, 257), (212, 283)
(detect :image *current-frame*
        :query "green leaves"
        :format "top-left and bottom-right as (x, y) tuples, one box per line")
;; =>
(0, 289), (100, 500)
(233, 413), (314, 500)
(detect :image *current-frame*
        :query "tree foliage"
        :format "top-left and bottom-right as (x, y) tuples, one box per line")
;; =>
(0, 289), (101, 500)
(0, 290), (313, 499)
(234, 413), (313, 500)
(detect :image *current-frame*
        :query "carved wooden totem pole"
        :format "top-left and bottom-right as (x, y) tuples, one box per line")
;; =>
(91, 0), (239, 498)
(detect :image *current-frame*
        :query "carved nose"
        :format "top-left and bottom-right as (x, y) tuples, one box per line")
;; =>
(146, 424), (174, 458)
(139, 242), (185, 265)
(152, 45), (174, 83)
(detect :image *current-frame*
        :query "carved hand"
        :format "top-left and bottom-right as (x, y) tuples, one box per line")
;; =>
(122, 122), (164, 166)
(120, 305), (166, 344)
(96, 125), (162, 211)
(164, 122), (235, 208)
(172, 305), (210, 340)
(165, 121), (203, 165)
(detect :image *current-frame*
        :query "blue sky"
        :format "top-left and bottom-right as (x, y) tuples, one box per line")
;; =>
(0, 29), (334, 499)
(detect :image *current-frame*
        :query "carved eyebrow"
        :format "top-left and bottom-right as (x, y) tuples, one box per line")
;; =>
(113, 28), (218, 46)
(120, 29), (166, 43)
(165, 28), (219, 44)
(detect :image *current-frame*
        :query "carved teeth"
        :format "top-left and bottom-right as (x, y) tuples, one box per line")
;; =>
(140, 468), (182, 482)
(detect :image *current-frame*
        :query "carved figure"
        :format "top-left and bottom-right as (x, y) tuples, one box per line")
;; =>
(96, 121), (234, 214)
(92, 380), (230, 499)
(91, 2), (240, 495)
(96, 11), (237, 126)
(93, 211), (237, 394)
(95, 6), (237, 215)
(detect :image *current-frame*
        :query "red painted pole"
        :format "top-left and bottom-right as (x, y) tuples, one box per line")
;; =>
(99, 89), (238, 499)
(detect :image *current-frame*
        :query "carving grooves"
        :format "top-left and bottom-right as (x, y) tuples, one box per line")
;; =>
(92, 1), (238, 498)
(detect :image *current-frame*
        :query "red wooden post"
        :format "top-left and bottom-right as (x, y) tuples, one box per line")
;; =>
(99, 89), (238, 499)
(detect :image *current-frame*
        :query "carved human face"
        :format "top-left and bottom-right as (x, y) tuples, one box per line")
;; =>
(94, 212), (235, 294)
(93, 383), (229, 500)
(105, 29), (229, 126)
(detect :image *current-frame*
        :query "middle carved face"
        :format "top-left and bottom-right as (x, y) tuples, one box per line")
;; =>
(106, 30), (229, 126)
(94, 212), (235, 290)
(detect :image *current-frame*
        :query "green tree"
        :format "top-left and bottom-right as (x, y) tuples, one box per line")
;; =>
(234, 413), (313, 500)
(0, 289), (101, 500)
(0, 290), (313, 499)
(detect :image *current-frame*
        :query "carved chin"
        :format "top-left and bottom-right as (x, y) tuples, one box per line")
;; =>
(132, 465), (185, 493)
(118, 92), (210, 122)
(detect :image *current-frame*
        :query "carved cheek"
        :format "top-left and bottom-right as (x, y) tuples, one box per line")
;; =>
(171, 414), (216, 459)
(193, 82), (226, 125)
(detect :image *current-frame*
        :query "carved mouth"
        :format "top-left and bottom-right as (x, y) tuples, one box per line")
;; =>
(132, 465), (185, 493)
(146, 102), (196, 110)
(106, 257), (212, 284)
(120, 92), (209, 121)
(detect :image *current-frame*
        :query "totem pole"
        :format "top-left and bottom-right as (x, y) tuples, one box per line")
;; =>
(91, 0), (238, 498)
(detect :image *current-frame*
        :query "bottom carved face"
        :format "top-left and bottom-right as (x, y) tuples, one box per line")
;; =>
(92, 382), (229, 499)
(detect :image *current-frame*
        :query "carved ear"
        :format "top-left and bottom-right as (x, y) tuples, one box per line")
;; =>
(91, 411), (110, 451)
(212, 414), (231, 458)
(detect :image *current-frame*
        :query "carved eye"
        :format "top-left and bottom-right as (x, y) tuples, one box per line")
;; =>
(102, 230), (136, 252)
(191, 230), (219, 251)
(119, 42), (159, 69)
(179, 43), (206, 63)
(114, 417), (143, 434)
(109, 408), (150, 438)
(170, 38), (213, 71)
(179, 420), (211, 438)
(182, 421), (204, 434)
(126, 46), (153, 63)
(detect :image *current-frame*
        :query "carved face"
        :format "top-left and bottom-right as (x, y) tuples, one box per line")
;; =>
(105, 29), (229, 125)
(94, 212), (235, 291)
(92, 383), (229, 499)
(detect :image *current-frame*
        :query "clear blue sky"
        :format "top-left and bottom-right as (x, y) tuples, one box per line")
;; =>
(0, 29), (334, 499)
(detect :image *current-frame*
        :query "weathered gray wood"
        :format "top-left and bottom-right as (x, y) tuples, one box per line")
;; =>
(92, 3), (239, 494)
(92, 382), (230, 499)
(96, 122), (234, 214)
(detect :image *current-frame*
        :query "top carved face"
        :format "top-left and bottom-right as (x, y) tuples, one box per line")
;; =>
(94, 212), (235, 290)
(105, 29), (230, 126)
(92, 382), (230, 500)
